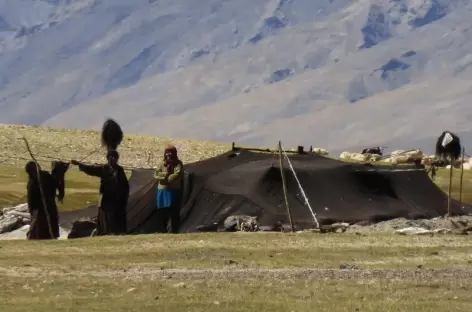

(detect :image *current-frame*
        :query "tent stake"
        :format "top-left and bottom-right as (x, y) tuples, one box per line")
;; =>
(459, 147), (465, 209)
(278, 141), (295, 232)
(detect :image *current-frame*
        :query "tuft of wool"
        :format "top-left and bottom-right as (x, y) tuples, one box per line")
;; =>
(101, 118), (123, 151)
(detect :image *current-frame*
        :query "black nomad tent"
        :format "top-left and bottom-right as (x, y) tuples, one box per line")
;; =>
(60, 148), (471, 234)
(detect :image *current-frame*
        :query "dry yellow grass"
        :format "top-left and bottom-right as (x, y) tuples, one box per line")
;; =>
(0, 123), (230, 169)
(1, 233), (472, 311)
(435, 167), (472, 205)
(0, 123), (231, 209)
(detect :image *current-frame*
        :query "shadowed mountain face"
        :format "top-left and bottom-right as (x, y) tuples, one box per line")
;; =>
(0, 0), (471, 153)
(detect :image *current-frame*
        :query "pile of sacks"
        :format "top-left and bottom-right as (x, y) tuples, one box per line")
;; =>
(340, 149), (432, 165)
(444, 157), (472, 170)
(0, 204), (30, 234)
(339, 151), (383, 162)
(383, 149), (424, 164)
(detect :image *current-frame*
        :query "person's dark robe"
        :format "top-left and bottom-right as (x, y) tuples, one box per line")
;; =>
(78, 163), (129, 235)
(27, 170), (60, 240)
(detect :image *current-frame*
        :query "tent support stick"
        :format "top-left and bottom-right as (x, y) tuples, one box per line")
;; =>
(278, 141), (295, 233)
(459, 147), (465, 208)
(447, 158), (453, 217)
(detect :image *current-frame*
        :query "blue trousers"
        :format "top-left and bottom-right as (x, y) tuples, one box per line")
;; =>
(156, 189), (181, 233)
(157, 189), (178, 209)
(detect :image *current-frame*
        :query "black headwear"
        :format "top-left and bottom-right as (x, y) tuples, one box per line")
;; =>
(25, 161), (39, 175)
(101, 118), (123, 152)
(435, 131), (461, 160)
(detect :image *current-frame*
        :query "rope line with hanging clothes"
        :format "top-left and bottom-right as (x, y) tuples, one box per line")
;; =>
(0, 153), (154, 171)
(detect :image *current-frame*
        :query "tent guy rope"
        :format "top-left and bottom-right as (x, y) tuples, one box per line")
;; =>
(280, 143), (320, 228)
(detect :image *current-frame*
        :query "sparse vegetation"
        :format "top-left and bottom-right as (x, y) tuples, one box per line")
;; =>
(1, 233), (472, 311)
(0, 124), (230, 168)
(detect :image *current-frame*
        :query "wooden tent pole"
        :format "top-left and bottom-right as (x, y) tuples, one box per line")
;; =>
(278, 141), (295, 233)
(447, 158), (453, 217)
(459, 147), (465, 208)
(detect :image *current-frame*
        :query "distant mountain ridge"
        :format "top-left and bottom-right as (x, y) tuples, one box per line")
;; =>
(0, 0), (471, 153)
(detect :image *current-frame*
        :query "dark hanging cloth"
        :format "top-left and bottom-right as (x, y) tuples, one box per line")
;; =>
(50, 161), (69, 203)
(26, 170), (60, 240)
(77, 163), (130, 235)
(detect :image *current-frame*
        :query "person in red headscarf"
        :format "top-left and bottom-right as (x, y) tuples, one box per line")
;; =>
(154, 145), (184, 233)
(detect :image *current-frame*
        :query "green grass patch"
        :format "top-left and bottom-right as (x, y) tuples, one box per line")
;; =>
(0, 164), (131, 211)
(435, 168), (472, 205)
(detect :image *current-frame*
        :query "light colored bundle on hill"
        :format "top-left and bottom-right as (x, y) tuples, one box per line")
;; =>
(339, 152), (381, 162)
(369, 154), (382, 161)
(339, 151), (351, 160)
(383, 155), (411, 164)
(0, 204), (30, 234)
(421, 156), (435, 166)
(312, 148), (329, 155)
(351, 153), (370, 162)
(391, 149), (423, 160)
(340, 148), (434, 165)
(446, 162), (472, 170)
(382, 149), (427, 165)
(442, 157), (472, 170)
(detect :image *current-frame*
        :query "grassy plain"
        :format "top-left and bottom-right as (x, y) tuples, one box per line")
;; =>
(1, 233), (472, 311)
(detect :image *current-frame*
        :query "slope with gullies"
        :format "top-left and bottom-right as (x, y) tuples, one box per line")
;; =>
(1, 0), (472, 153)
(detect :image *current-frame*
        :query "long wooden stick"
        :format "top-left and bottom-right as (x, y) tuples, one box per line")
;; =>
(278, 141), (295, 232)
(459, 147), (465, 208)
(21, 137), (54, 238)
(447, 157), (453, 217)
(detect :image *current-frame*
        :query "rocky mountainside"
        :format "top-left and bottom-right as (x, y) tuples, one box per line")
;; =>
(1, 0), (472, 152)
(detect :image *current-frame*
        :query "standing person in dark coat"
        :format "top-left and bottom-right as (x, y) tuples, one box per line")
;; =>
(154, 145), (184, 233)
(25, 161), (60, 240)
(71, 150), (129, 235)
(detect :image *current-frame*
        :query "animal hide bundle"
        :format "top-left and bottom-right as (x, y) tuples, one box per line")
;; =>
(435, 131), (461, 160)
(101, 118), (123, 151)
